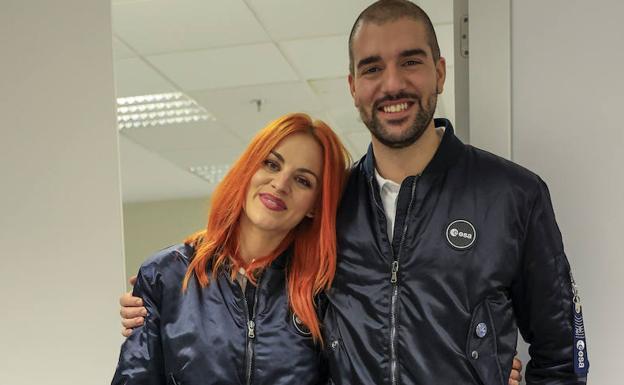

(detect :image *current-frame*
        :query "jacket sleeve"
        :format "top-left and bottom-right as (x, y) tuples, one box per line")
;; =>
(511, 178), (588, 384)
(111, 263), (166, 385)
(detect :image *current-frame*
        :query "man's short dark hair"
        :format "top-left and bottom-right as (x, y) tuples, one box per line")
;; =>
(348, 0), (441, 76)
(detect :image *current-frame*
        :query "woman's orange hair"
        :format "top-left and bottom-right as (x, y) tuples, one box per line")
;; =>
(182, 113), (351, 344)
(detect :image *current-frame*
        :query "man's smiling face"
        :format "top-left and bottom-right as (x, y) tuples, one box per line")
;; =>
(348, 17), (446, 148)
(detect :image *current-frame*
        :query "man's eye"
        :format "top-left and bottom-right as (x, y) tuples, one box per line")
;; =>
(404, 60), (420, 66)
(263, 159), (279, 171)
(363, 66), (380, 74)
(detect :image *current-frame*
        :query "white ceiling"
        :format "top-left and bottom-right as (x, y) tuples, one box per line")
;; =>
(113, 0), (456, 203)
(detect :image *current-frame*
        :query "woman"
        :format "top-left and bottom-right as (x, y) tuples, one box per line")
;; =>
(112, 113), (349, 385)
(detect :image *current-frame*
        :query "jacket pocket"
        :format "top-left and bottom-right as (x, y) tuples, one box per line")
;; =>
(324, 335), (346, 385)
(466, 298), (505, 385)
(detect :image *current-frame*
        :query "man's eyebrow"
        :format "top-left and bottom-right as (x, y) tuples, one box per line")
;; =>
(400, 48), (427, 58)
(356, 49), (428, 70)
(269, 150), (284, 162)
(357, 55), (382, 70)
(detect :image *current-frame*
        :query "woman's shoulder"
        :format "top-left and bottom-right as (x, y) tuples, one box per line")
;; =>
(138, 243), (194, 280)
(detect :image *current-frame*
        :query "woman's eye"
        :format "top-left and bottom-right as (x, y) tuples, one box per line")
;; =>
(263, 159), (280, 171)
(295, 176), (312, 188)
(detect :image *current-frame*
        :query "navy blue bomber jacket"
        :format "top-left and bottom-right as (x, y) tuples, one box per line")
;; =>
(322, 118), (588, 385)
(112, 244), (327, 385)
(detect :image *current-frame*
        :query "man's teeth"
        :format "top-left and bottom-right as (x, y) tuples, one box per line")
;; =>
(382, 103), (409, 113)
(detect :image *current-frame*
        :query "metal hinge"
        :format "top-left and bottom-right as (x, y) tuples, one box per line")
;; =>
(460, 14), (469, 58)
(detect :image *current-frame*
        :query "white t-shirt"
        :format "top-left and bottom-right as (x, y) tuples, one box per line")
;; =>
(374, 169), (401, 240)
(373, 127), (445, 240)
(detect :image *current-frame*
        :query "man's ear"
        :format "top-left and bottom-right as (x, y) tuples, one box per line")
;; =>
(348, 73), (358, 107)
(435, 56), (446, 94)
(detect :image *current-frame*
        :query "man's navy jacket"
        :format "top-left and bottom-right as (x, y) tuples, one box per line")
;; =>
(322, 118), (588, 385)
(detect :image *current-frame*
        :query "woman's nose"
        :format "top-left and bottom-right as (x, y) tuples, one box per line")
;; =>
(270, 171), (290, 194)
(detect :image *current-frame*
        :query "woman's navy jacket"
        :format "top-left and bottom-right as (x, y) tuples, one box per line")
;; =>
(111, 244), (327, 385)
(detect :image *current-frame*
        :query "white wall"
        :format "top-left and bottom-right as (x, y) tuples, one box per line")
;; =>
(123, 197), (209, 283)
(0, 1), (126, 384)
(453, 0), (470, 142)
(468, 0), (512, 159)
(511, 1), (624, 384)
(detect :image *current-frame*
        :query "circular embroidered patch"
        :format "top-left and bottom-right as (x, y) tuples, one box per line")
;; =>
(445, 219), (476, 249)
(292, 314), (311, 337)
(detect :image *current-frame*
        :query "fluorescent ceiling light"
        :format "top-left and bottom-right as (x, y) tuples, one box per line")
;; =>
(189, 164), (231, 184)
(116, 92), (215, 130)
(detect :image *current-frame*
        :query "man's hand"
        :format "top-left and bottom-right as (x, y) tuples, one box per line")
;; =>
(120, 275), (147, 337)
(509, 355), (523, 385)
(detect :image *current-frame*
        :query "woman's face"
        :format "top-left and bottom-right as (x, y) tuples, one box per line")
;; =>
(242, 132), (323, 238)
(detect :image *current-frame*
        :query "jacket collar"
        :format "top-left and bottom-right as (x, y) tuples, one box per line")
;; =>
(268, 247), (291, 270)
(363, 118), (464, 179)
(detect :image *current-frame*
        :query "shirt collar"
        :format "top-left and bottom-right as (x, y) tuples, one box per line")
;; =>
(374, 168), (401, 193)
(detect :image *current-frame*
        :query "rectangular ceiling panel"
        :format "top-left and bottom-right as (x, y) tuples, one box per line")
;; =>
(279, 35), (350, 80)
(147, 43), (299, 91)
(113, 0), (270, 55)
(190, 81), (323, 140)
(114, 58), (177, 97)
(247, 0), (372, 41)
(121, 120), (244, 152)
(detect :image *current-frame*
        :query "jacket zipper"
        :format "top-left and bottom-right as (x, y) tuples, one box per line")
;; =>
(570, 271), (582, 313)
(369, 176), (418, 385)
(242, 272), (263, 385)
(389, 178), (417, 385)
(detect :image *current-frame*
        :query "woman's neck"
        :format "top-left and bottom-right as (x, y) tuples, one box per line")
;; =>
(237, 217), (288, 264)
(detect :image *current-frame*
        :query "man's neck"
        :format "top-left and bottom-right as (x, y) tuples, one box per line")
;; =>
(372, 121), (442, 184)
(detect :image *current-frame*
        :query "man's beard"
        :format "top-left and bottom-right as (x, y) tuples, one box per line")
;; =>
(359, 92), (437, 149)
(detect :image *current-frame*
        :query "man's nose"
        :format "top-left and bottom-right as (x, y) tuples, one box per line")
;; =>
(380, 65), (406, 95)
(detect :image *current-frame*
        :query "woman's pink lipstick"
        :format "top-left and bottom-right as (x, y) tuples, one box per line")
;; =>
(259, 193), (287, 211)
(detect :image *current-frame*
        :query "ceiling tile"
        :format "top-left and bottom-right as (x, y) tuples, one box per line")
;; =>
(280, 35), (350, 80)
(190, 81), (324, 140)
(120, 120), (245, 152)
(247, 0), (372, 41)
(162, 146), (245, 169)
(309, 77), (353, 110)
(114, 58), (176, 97)
(329, 107), (367, 133)
(119, 135), (213, 203)
(146, 44), (299, 91)
(112, 0), (270, 55)
(112, 36), (136, 60)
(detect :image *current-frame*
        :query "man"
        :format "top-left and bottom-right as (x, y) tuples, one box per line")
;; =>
(120, 1), (586, 384)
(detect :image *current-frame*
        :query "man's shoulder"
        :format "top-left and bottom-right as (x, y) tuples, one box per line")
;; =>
(463, 144), (542, 188)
